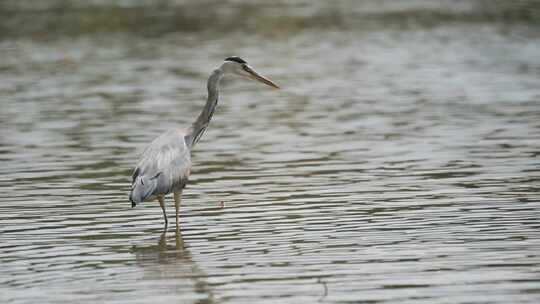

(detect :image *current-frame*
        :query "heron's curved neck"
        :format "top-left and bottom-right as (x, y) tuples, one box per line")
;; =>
(188, 68), (223, 148)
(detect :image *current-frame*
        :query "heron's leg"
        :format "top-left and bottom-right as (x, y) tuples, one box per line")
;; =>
(157, 195), (168, 227)
(174, 191), (182, 228)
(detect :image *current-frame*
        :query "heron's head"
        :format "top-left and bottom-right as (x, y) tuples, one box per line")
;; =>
(220, 56), (280, 89)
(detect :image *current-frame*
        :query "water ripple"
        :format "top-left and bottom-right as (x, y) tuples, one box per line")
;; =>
(1, 19), (540, 304)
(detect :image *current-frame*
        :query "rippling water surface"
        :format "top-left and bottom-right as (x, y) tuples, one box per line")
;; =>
(1, 8), (540, 304)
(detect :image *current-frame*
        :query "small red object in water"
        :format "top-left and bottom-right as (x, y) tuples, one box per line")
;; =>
(219, 201), (225, 209)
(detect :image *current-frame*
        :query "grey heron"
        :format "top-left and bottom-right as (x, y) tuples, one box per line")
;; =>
(129, 56), (279, 227)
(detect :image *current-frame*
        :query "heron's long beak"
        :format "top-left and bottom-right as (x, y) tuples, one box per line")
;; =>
(243, 65), (280, 89)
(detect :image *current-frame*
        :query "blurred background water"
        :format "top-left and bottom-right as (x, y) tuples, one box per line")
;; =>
(1, 1), (540, 303)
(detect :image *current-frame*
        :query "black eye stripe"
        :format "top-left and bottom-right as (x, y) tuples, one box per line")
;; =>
(225, 56), (247, 64)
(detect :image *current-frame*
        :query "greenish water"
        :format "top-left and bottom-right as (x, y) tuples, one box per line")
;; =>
(1, 1), (540, 303)
(1, 0), (539, 38)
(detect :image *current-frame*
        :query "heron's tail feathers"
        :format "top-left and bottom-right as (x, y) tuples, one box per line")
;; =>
(129, 173), (161, 207)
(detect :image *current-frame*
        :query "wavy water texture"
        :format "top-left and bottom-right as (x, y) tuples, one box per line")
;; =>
(1, 2), (540, 303)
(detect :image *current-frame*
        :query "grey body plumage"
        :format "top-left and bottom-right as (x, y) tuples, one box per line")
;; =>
(130, 128), (191, 206)
(129, 57), (279, 227)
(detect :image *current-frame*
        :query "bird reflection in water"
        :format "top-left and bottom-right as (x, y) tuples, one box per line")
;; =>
(131, 228), (215, 303)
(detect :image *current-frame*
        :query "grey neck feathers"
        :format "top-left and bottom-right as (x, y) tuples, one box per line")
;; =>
(188, 69), (223, 148)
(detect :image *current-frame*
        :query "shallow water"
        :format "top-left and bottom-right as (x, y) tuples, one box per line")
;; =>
(1, 8), (540, 304)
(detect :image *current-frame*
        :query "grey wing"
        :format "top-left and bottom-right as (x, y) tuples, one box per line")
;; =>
(132, 129), (192, 197)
